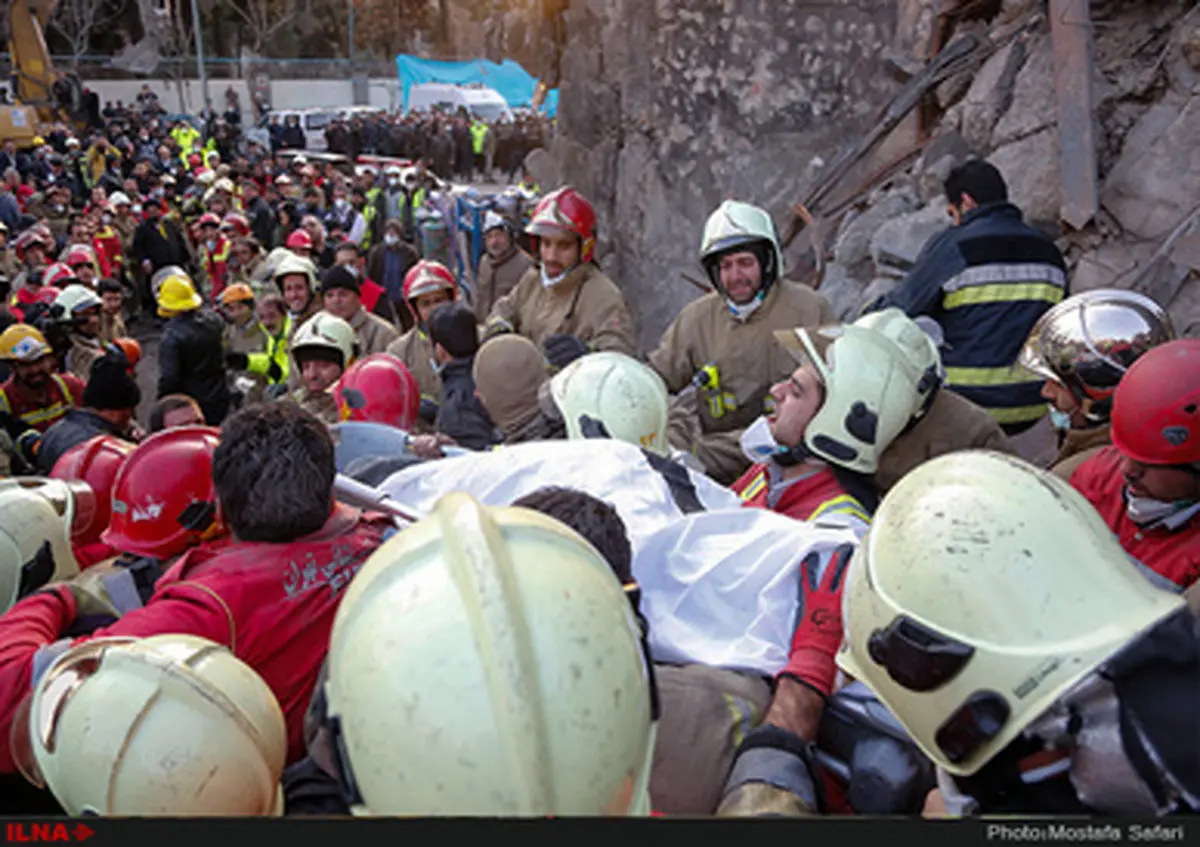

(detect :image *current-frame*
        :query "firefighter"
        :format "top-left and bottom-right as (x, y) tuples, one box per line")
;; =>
(287, 312), (358, 426)
(54, 284), (106, 384)
(384, 260), (459, 428)
(333, 353), (420, 432)
(0, 325), (84, 434)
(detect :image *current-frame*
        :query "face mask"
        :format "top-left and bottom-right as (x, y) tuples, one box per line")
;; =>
(1125, 493), (1197, 527)
(739, 415), (785, 465)
(430, 356), (445, 377)
(335, 198), (348, 210)
(52, 205), (65, 215)
(206, 239), (216, 250)
(388, 178), (399, 187)
(725, 290), (766, 323)
(1048, 408), (1073, 432)
(384, 233), (399, 246)
(131, 204), (142, 215)
(540, 265), (571, 289)
(102, 213), (112, 224)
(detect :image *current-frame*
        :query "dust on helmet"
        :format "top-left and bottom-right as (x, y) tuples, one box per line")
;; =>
(549, 351), (671, 457)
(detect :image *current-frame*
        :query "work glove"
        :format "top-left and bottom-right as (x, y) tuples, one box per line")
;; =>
(224, 351), (249, 371)
(780, 543), (855, 700)
(543, 333), (589, 370)
(418, 397), (439, 426)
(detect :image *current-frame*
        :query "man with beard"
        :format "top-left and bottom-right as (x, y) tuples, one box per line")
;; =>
(474, 212), (533, 318)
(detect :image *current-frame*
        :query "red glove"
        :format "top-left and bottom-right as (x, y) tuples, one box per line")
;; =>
(780, 542), (855, 698)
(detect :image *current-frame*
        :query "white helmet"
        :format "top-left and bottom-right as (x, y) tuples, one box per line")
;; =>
(483, 210), (509, 234)
(13, 634), (288, 815)
(322, 492), (658, 816)
(291, 312), (357, 370)
(54, 284), (103, 316)
(699, 200), (784, 319)
(836, 450), (1186, 778)
(0, 478), (89, 614)
(107, 191), (131, 208)
(195, 170), (217, 187)
(384, 165), (403, 178)
(774, 308), (942, 474)
(549, 352), (671, 457)
(272, 251), (319, 291)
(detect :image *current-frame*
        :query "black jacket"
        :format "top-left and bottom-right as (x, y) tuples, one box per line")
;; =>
(435, 358), (499, 451)
(245, 196), (277, 249)
(131, 215), (191, 274)
(36, 409), (129, 474)
(157, 309), (230, 425)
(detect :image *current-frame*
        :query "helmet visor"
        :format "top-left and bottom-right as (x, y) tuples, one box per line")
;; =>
(10, 638), (139, 789)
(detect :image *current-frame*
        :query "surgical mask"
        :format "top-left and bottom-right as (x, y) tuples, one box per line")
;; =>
(384, 234), (399, 246)
(1125, 493), (1197, 527)
(205, 239), (216, 250)
(1048, 408), (1073, 432)
(540, 265), (571, 289)
(52, 205), (65, 215)
(102, 213), (112, 224)
(131, 204), (142, 215)
(335, 198), (348, 210)
(430, 356), (445, 376)
(740, 415), (784, 465)
(725, 290), (766, 323)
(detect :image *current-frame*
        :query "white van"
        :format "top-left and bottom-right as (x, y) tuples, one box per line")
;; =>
(258, 108), (339, 152)
(406, 83), (512, 123)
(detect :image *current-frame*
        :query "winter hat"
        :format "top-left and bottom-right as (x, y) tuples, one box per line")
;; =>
(472, 335), (549, 436)
(320, 265), (362, 297)
(83, 348), (142, 411)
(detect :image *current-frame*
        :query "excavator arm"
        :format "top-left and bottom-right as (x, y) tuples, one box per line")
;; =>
(9, 0), (60, 108)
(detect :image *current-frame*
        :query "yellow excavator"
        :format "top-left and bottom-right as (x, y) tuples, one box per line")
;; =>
(3, 0), (90, 147)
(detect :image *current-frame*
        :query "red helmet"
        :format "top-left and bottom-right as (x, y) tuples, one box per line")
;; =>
(50, 435), (136, 549)
(287, 229), (313, 251)
(334, 353), (420, 431)
(1111, 339), (1200, 466)
(14, 227), (54, 262)
(62, 244), (96, 270)
(197, 212), (221, 228)
(188, 153), (202, 166)
(222, 213), (250, 237)
(526, 186), (597, 263)
(42, 263), (77, 290)
(101, 426), (227, 560)
(402, 260), (457, 312)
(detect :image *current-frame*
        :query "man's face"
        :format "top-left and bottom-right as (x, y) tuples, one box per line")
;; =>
(1121, 455), (1200, 504)
(258, 301), (284, 334)
(226, 300), (253, 325)
(101, 290), (123, 315)
(72, 263), (95, 286)
(719, 250), (764, 305)
(14, 356), (53, 390)
(335, 250), (360, 271)
(1040, 380), (1079, 416)
(538, 231), (580, 278)
(199, 224), (218, 243)
(77, 306), (101, 337)
(413, 290), (453, 325)
(767, 363), (824, 448)
(301, 357), (342, 393)
(323, 288), (359, 320)
(485, 227), (511, 258)
(163, 403), (204, 429)
(282, 275), (311, 313)
(24, 246), (45, 269)
(303, 218), (323, 245)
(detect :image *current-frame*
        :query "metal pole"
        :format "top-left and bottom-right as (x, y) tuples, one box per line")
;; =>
(189, 0), (210, 115)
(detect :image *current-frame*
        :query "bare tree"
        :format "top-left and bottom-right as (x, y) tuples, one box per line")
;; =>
(48, 0), (130, 72)
(219, 0), (305, 56)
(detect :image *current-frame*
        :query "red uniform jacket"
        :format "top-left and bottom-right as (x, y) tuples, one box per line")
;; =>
(1070, 446), (1200, 588)
(0, 372), (85, 432)
(92, 228), (121, 278)
(0, 505), (391, 772)
(360, 277), (385, 314)
(200, 235), (232, 301)
(732, 462), (870, 525)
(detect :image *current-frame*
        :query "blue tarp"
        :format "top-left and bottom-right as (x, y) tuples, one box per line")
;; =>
(395, 54), (559, 118)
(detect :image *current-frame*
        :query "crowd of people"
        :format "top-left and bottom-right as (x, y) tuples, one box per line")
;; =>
(0, 107), (1196, 820)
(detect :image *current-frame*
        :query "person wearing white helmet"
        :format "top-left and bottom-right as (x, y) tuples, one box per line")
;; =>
(839, 450), (1200, 817)
(0, 478), (90, 617)
(54, 285), (105, 384)
(474, 210), (533, 317)
(1019, 289), (1175, 481)
(307, 492), (659, 816)
(286, 311), (358, 426)
(646, 199), (834, 486)
(11, 634), (288, 816)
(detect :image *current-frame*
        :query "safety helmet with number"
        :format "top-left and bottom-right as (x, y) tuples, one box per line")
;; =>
(837, 450), (1186, 777)
(55, 283), (102, 316)
(0, 324), (53, 363)
(101, 426), (226, 560)
(292, 312), (358, 371)
(11, 634), (287, 816)
(774, 308), (942, 474)
(51, 435), (136, 549)
(526, 187), (597, 263)
(321, 492), (658, 815)
(0, 478), (93, 614)
(1019, 290), (1174, 424)
(549, 352), (671, 458)
(1110, 338), (1200, 467)
(699, 200), (785, 319)
(333, 353), (420, 432)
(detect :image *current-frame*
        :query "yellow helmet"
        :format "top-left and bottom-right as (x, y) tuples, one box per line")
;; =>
(13, 634), (287, 816)
(322, 492), (658, 816)
(156, 272), (202, 316)
(836, 450), (1185, 777)
(0, 324), (53, 363)
(549, 352), (671, 457)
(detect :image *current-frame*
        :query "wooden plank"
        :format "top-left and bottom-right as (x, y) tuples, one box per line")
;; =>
(1050, 0), (1100, 231)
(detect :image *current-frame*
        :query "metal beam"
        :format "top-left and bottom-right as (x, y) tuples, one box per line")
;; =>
(1050, 0), (1099, 231)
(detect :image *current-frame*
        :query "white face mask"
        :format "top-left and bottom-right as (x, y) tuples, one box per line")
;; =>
(540, 265), (571, 289)
(1048, 407), (1073, 432)
(131, 204), (142, 215)
(384, 233), (399, 246)
(335, 198), (348, 210)
(725, 291), (766, 323)
(740, 415), (783, 465)
(1125, 493), (1197, 527)
(205, 239), (216, 250)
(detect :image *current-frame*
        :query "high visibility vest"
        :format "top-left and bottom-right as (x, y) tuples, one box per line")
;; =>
(470, 122), (487, 155)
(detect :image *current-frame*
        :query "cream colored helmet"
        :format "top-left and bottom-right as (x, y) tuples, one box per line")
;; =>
(549, 352), (671, 457)
(699, 200), (784, 317)
(13, 634), (287, 816)
(292, 312), (357, 370)
(836, 450), (1186, 778)
(272, 251), (319, 292)
(0, 478), (89, 614)
(1018, 289), (1174, 423)
(774, 307), (942, 473)
(322, 492), (658, 816)
(54, 284), (103, 316)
